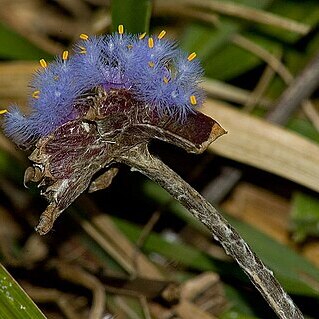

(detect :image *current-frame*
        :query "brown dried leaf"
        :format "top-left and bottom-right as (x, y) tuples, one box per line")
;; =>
(222, 183), (291, 244)
(25, 89), (225, 234)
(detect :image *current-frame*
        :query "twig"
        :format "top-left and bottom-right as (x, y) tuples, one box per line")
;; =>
(154, 2), (219, 25)
(23, 87), (304, 317)
(23, 284), (85, 319)
(201, 166), (242, 204)
(231, 34), (293, 83)
(180, 0), (310, 34)
(243, 56), (279, 112)
(117, 144), (304, 319)
(267, 50), (319, 125)
(55, 262), (105, 319)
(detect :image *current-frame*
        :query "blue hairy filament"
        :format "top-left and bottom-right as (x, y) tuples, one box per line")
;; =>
(2, 27), (205, 149)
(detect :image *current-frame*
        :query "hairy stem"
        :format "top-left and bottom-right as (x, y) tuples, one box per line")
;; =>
(118, 144), (304, 319)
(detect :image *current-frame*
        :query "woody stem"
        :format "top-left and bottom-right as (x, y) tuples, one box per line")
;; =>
(118, 144), (304, 319)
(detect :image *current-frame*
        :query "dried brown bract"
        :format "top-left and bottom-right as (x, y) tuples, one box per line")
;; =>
(24, 88), (225, 235)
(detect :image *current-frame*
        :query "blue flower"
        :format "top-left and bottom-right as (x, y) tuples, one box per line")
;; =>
(2, 26), (205, 149)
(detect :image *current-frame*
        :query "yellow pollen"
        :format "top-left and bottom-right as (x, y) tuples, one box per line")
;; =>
(39, 59), (47, 68)
(62, 50), (69, 60)
(148, 37), (154, 48)
(158, 30), (166, 39)
(163, 76), (169, 84)
(80, 33), (89, 40)
(190, 95), (197, 105)
(139, 32), (146, 40)
(187, 52), (197, 61)
(78, 46), (87, 54)
(118, 24), (124, 34)
(32, 90), (40, 99)
(148, 61), (154, 68)
(0, 109), (7, 115)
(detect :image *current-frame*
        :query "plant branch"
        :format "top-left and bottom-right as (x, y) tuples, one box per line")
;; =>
(117, 143), (304, 319)
(267, 50), (319, 125)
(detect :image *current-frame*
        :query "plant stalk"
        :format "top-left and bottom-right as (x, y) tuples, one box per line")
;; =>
(118, 144), (304, 319)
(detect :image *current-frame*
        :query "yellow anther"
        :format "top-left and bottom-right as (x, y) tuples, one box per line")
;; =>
(0, 109), (7, 115)
(80, 33), (89, 40)
(78, 45), (87, 54)
(39, 59), (47, 68)
(32, 90), (40, 99)
(139, 32), (146, 40)
(148, 62), (155, 68)
(190, 95), (197, 105)
(127, 44), (133, 49)
(187, 52), (197, 61)
(148, 37), (154, 48)
(118, 24), (124, 34)
(62, 50), (69, 61)
(158, 30), (166, 39)
(163, 76), (169, 84)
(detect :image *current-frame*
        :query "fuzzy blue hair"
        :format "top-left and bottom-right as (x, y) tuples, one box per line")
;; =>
(2, 27), (205, 149)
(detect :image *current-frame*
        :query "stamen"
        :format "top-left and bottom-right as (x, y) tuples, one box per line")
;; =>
(139, 32), (146, 40)
(32, 90), (40, 99)
(118, 24), (124, 34)
(39, 59), (47, 68)
(148, 62), (155, 68)
(158, 30), (166, 39)
(163, 76), (169, 84)
(148, 37), (154, 48)
(80, 33), (89, 40)
(0, 109), (7, 115)
(190, 95), (197, 105)
(79, 46), (87, 54)
(187, 52), (197, 61)
(62, 50), (69, 61)
(127, 44), (133, 49)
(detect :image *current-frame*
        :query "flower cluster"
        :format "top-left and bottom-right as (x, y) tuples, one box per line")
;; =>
(2, 26), (204, 149)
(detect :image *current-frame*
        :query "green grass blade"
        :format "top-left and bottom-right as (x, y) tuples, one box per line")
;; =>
(111, 0), (152, 33)
(291, 192), (319, 242)
(0, 263), (46, 319)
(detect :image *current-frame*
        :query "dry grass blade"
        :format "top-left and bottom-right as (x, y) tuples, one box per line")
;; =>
(181, 0), (310, 34)
(56, 0), (91, 19)
(76, 198), (164, 280)
(55, 262), (105, 319)
(202, 78), (272, 108)
(303, 101), (319, 131)
(0, 0), (110, 54)
(222, 183), (291, 244)
(0, 62), (37, 109)
(231, 34), (293, 83)
(174, 300), (218, 319)
(266, 50), (319, 128)
(154, 2), (220, 25)
(202, 99), (319, 192)
(84, 217), (164, 279)
(243, 58), (278, 112)
(23, 284), (86, 319)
